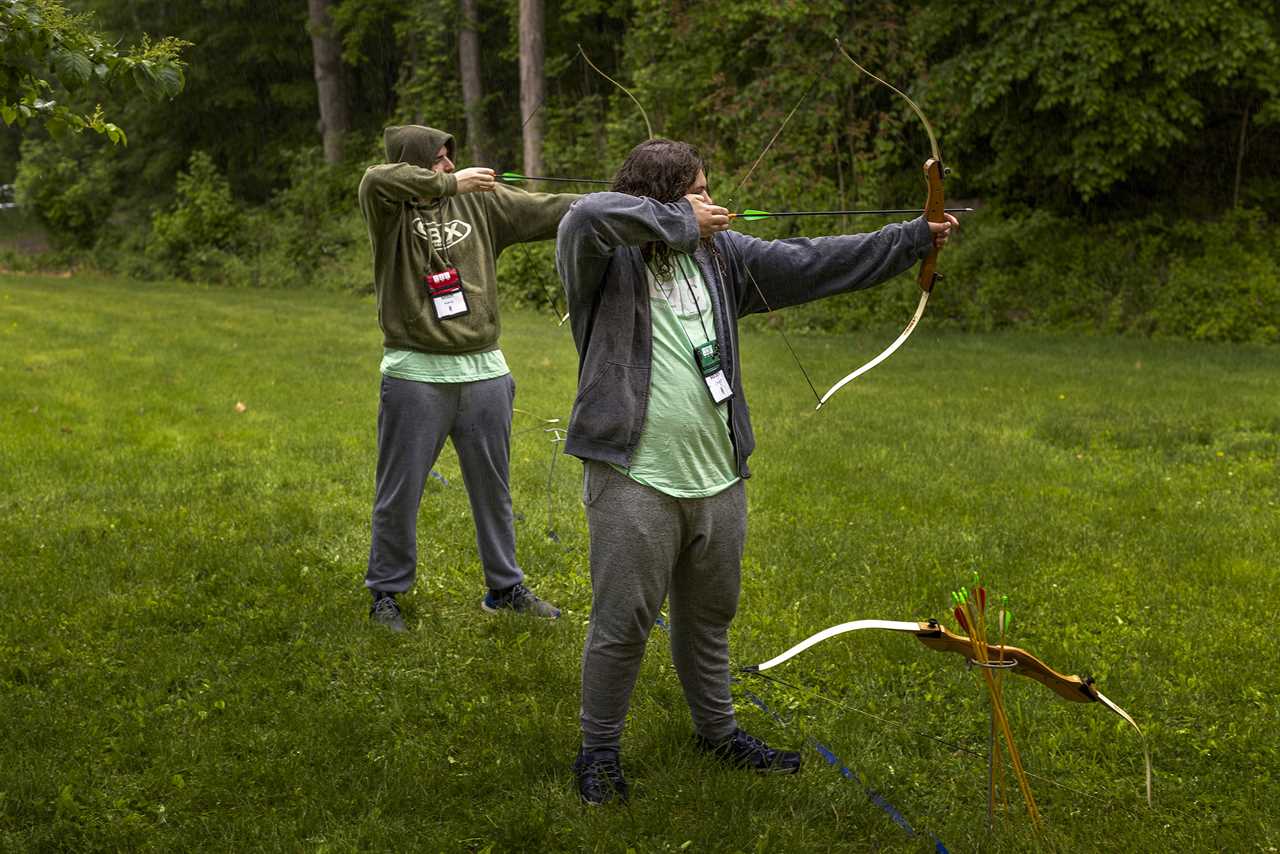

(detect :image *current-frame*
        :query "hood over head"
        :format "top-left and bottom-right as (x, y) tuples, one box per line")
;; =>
(383, 125), (455, 167)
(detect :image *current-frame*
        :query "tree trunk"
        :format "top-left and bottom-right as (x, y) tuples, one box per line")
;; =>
(1233, 103), (1250, 210)
(518, 0), (545, 177)
(307, 0), (350, 164)
(458, 0), (489, 166)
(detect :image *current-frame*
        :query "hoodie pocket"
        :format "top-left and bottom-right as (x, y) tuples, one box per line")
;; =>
(569, 360), (648, 453)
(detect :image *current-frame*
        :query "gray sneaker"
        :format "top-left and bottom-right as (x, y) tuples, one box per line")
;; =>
(370, 592), (406, 632)
(481, 582), (560, 619)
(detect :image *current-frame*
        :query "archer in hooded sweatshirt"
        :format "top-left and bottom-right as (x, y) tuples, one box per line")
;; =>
(358, 124), (578, 629)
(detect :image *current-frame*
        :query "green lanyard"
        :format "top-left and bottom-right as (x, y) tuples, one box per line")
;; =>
(646, 255), (728, 389)
(649, 257), (713, 345)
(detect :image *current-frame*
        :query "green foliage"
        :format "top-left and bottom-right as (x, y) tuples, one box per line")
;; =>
(1, 0), (1276, 345)
(2, 275), (1279, 851)
(74, 0), (391, 205)
(12, 135), (118, 248)
(147, 151), (244, 281)
(1154, 211), (1280, 342)
(922, 0), (1280, 210)
(0, 0), (187, 142)
(237, 142), (374, 291)
(130, 141), (374, 291)
(497, 239), (566, 316)
(771, 207), (1279, 345)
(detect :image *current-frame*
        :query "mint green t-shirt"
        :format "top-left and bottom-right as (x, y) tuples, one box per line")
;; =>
(380, 348), (509, 383)
(614, 254), (740, 498)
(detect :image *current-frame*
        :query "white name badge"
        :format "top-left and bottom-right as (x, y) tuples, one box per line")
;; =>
(705, 369), (733, 404)
(433, 290), (468, 319)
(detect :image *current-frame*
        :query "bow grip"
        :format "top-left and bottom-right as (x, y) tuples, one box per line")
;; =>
(917, 158), (945, 294)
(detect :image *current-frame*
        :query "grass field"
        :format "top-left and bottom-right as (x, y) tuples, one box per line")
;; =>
(1, 272), (1277, 852)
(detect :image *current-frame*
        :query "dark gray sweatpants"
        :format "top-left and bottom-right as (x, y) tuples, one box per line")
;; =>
(365, 373), (523, 594)
(579, 460), (745, 751)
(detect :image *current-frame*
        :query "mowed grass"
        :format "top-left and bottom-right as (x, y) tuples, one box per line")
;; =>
(1, 272), (1277, 853)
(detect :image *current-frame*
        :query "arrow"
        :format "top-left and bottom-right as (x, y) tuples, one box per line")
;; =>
(497, 171), (610, 185)
(732, 207), (974, 221)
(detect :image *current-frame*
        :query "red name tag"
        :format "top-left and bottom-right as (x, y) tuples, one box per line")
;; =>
(425, 268), (461, 294)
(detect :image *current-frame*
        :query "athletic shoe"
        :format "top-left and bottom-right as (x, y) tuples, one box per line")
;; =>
(695, 728), (801, 774)
(369, 592), (405, 632)
(572, 747), (629, 805)
(481, 582), (560, 619)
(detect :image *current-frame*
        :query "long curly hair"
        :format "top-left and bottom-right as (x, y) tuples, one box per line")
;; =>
(611, 139), (709, 278)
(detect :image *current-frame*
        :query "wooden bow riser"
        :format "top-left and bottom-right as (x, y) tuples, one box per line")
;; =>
(918, 158), (946, 294)
(913, 623), (1099, 705)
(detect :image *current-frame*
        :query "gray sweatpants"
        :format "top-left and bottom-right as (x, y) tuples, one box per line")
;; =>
(579, 460), (745, 750)
(365, 373), (523, 594)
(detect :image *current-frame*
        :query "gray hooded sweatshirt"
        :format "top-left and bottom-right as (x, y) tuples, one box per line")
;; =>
(555, 191), (933, 477)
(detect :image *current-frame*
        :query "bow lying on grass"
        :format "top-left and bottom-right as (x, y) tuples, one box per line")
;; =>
(741, 616), (1153, 807)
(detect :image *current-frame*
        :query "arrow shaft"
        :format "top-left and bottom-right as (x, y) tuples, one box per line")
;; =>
(735, 207), (973, 220)
(499, 173), (610, 185)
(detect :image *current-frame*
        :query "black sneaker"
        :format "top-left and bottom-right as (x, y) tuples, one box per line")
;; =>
(695, 728), (801, 774)
(369, 592), (405, 632)
(481, 582), (560, 619)
(572, 747), (629, 805)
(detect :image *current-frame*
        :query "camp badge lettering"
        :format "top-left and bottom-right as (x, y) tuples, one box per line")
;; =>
(412, 217), (473, 251)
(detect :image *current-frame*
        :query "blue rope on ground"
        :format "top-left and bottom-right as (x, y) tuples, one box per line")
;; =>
(735, 682), (948, 852)
(653, 616), (947, 852)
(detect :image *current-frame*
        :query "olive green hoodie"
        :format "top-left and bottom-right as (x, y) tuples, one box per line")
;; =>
(358, 125), (578, 354)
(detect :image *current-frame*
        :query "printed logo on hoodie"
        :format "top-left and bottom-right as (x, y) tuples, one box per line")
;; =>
(412, 216), (473, 251)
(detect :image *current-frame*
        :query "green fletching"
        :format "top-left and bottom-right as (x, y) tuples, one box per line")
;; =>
(499, 171), (526, 183)
(739, 209), (772, 221)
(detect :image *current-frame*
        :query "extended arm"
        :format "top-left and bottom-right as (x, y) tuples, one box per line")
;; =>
(723, 218), (933, 317)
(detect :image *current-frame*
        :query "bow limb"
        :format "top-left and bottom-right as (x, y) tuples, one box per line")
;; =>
(742, 619), (925, 672)
(815, 41), (948, 408)
(835, 38), (947, 292)
(835, 39), (942, 164)
(816, 289), (929, 408)
(577, 44), (653, 141)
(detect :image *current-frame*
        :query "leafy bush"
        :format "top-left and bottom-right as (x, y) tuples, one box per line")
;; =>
(1153, 211), (1280, 343)
(497, 240), (566, 316)
(147, 151), (244, 281)
(240, 144), (371, 291)
(763, 207), (1278, 344)
(13, 136), (119, 249)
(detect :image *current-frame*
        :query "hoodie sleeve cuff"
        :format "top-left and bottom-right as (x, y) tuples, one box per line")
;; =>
(673, 198), (701, 253)
(911, 216), (933, 257)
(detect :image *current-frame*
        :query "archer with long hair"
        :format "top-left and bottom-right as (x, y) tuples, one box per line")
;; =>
(555, 138), (957, 804)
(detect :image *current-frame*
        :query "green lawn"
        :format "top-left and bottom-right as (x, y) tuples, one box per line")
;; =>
(1, 272), (1277, 852)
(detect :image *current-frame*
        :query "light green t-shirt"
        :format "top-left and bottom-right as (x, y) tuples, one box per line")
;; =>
(614, 254), (740, 498)
(380, 348), (509, 383)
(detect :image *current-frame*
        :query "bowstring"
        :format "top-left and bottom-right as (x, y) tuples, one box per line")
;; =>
(720, 48), (841, 406)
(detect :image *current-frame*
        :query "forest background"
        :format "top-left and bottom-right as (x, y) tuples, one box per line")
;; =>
(2, 0), (1278, 343)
